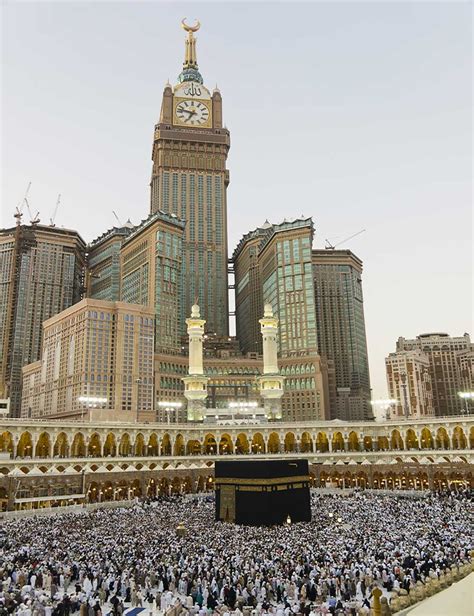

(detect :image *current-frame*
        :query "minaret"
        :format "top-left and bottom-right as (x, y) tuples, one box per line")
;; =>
(258, 304), (285, 420)
(182, 303), (209, 421)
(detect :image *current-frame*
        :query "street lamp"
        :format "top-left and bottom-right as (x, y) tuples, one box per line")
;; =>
(400, 373), (410, 419)
(78, 396), (107, 421)
(135, 378), (142, 423)
(458, 392), (474, 415)
(370, 399), (397, 421)
(157, 400), (183, 424)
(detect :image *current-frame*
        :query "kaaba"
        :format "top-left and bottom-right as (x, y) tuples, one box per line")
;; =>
(215, 459), (311, 525)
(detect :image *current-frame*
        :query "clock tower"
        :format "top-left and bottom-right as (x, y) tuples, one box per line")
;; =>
(150, 20), (230, 337)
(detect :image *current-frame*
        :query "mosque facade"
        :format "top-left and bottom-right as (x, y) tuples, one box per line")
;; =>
(0, 415), (472, 512)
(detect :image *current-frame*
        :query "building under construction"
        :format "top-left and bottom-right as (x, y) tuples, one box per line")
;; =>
(0, 222), (86, 416)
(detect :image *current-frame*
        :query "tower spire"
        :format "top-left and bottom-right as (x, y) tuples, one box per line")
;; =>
(179, 19), (203, 84)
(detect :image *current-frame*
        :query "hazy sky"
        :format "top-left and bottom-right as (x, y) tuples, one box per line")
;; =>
(2, 1), (472, 399)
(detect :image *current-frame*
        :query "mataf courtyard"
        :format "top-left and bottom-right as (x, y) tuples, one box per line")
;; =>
(0, 491), (472, 615)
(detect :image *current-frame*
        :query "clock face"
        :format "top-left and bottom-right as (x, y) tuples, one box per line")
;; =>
(175, 100), (210, 126)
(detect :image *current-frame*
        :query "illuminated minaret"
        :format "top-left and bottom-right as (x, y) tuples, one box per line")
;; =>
(182, 303), (208, 421)
(258, 304), (284, 420)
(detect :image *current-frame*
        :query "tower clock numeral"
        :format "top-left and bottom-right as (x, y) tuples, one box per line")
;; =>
(175, 100), (210, 126)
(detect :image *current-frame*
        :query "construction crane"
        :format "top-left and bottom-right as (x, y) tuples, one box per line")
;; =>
(13, 182), (32, 225)
(25, 198), (40, 225)
(324, 229), (366, 250)
(18, 182), (40, 225)
(112, 210), (123, 227)
(49, 194), (61, 226)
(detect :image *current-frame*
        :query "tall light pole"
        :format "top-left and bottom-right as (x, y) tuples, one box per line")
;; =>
(78, 396), (107, 421)
(135, 378), (142, 423)
(157, 400), (183, 424)
(370, 399), (397, 421)
(400, 372), (409, 420)
(458, 392), (474, 415)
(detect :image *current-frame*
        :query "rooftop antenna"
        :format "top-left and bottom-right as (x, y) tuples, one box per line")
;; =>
(50, 194), (61, 226)
(112, 210), (123, 227)
(325, 229), (366, 250)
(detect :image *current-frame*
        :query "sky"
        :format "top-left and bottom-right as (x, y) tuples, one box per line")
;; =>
(1, 1), (472, 400)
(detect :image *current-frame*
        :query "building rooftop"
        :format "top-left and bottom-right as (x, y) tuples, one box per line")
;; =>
(88, 224), (135, 250)
(122, 210), (186, 245)
(232, 216), (313, 261)
(0, 223), (86, 247)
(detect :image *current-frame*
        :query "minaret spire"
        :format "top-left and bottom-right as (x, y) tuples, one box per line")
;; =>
(178, 19), (203, 84)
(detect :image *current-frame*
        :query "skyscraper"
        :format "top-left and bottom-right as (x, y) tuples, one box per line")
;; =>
(233, 218), (332, 421)
(312, 249), (372, 420)
(150, 21), (230, 337)
(232, 224), (268, 356)
(119, 211), (185, 355)
(395, 332), (472, 416)
(87, 224), (134, 301)
(21, 298), (155, 421)
(0, 223), (86, 416)
(385, 349), (434, 419)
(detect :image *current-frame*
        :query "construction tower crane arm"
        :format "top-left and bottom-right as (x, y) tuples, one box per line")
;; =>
(325, 229), (366, 250)
(50, 194), (61, 226)
(112, 210), (123, 227)
(14, 182), (32, 223)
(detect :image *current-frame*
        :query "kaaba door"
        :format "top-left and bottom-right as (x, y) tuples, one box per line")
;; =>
(219, 485), (236, 522)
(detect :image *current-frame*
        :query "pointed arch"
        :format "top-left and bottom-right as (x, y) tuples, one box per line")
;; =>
(420, 427), (433, 449)
(391, 429), (404, 450)
(88, 433), (102, 457)
(316, 432), (329, 453)
(0, 431), (14, 456)
(103, 433), (117, 457)
(405, 428), (419, 450)
(135, 433), (146, 456)
(436, 427), (450, 449)
(118, 433), (131, 457)
(331, 432), (344, 452)
(17, 432), (33, 458)
(219, 433), (234, 455)
(235, 433), (249, 454)
(71, 432), (86, 457)
(251, 432), (265, 454)
(347, 431), (360, 452)
(186, 439), (201, 455)
(148, 433), (159, 456)
(53, 432), (69, 458)
(452, 426), (467, 449)
(300, 432), (313, 453)
(174, 434), (185, 456)
(161, 433), (172, 456)
(267, 432), (280, 454)
(363, 435), (373, 451)
(284, 432), (296, 453)
(203, 433), (217, 455)
(35, 432), (51, 458)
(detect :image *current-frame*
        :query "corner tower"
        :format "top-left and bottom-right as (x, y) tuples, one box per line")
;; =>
(150, 20), (230, 337)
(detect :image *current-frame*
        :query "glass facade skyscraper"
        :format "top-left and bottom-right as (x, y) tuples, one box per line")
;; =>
(312, 249), (372, 420)
(0, 224), (86, 416)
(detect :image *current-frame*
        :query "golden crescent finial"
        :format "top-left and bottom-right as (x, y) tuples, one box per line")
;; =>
(181, 18), (200, 33)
